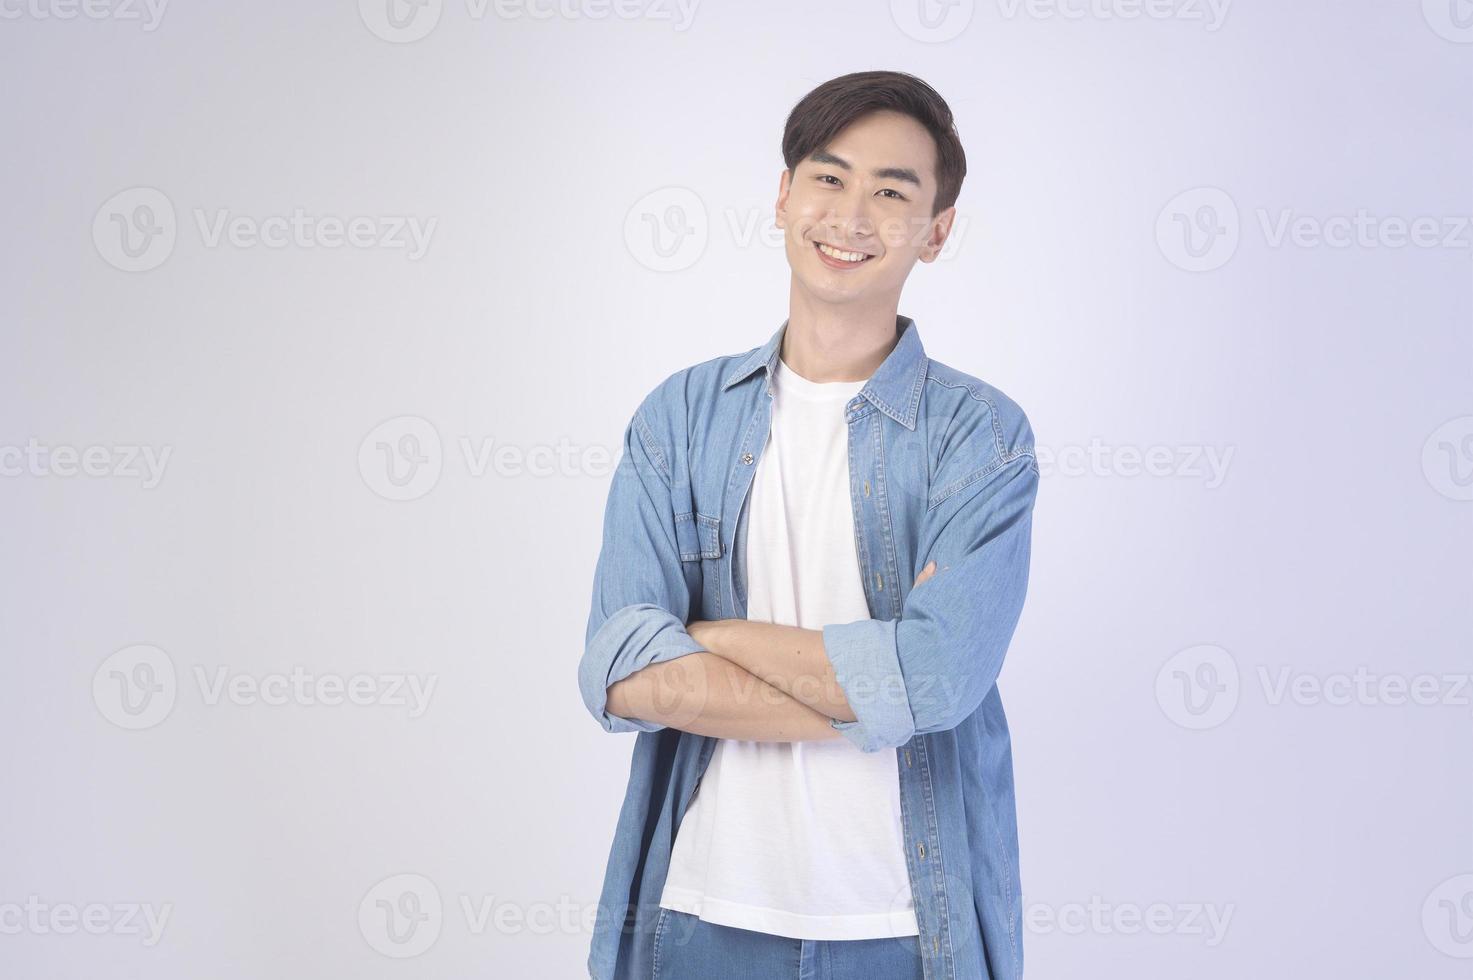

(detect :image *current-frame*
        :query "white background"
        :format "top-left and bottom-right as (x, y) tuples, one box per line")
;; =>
(1, 1), (1470, 977)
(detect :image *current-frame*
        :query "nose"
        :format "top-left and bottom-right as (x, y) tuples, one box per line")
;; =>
(821, 199), (877, 249)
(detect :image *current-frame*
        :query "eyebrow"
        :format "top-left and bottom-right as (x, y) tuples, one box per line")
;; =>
(808, 149), (923, 188)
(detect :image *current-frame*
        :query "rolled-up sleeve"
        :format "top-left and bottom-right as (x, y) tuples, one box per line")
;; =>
(823, 451), (1039, 752)
(579, 401), (704, 733)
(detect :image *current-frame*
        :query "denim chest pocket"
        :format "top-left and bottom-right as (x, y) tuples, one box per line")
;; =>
(674, 511), (721, 562)
(674, 510), (723, 617)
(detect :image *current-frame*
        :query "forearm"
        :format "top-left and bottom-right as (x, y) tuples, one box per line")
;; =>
(605, 650), (843, 742)
(689, 620), (857, 724)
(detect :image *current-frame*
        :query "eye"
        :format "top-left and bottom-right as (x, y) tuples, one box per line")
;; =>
(879, 188), (907, 201)
(817, 174), (841, 186)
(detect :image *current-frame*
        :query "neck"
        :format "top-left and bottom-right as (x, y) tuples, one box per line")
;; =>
(781, 289), (900, 383)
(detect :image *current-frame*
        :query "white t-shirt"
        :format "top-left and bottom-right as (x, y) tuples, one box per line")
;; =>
(658, 355), (919, 941)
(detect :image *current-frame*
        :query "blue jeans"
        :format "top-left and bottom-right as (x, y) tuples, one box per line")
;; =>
(651, 908), (926, 980)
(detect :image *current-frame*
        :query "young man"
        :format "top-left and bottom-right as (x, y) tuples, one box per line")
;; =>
(578, 70), (1038, 980)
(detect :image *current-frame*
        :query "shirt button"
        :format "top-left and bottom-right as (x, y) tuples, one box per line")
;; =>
(741, 452), (753, 464)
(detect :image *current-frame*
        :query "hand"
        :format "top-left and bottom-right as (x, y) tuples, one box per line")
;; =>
(914, 560), (938, 589)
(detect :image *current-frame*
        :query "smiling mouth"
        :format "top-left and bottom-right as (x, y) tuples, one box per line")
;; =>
(813, 240), (875, 267)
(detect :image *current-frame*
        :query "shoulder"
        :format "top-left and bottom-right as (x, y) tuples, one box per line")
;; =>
(627, 344), (758, 447)
(922, 356), (1035, 463)
(639, 347), (751, 409)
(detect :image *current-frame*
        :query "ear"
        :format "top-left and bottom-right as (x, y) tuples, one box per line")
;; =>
(918, 205), (957, 263)
(775, 168), (792, 229)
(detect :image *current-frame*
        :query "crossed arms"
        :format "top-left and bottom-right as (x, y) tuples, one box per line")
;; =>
(605, 568), (937, 744)
(578, 399), (1038, 753)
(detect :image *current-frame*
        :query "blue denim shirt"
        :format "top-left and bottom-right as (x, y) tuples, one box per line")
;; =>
(578, 315), (1038, 980)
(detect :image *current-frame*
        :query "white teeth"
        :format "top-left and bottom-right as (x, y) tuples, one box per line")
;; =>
(816, 242), (868, 263)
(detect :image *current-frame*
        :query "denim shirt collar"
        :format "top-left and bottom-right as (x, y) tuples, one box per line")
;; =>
(719, 314), (929, 431)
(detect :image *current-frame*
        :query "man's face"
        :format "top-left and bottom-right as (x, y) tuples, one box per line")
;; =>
(776, 109), (955, 310)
